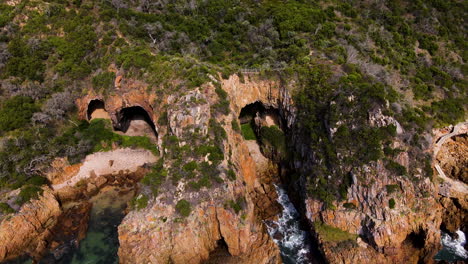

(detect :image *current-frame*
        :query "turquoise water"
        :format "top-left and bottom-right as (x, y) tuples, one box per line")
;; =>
(39, 187), (133, 264)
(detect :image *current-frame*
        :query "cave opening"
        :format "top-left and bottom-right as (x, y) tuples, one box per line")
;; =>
(116, 106), (158, 140)
(238, 101), (285, 163)
(87, 99), (110, 121)
(404, 229), (427, 249)
(204, 238), (239, 264)
(238, 101), (282, 129)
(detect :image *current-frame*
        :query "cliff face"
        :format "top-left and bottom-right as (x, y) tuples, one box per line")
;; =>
(1, 73), (465, 264)
(117, 74), (288, 263)
(299, 120), (468, 264)
(0, 187), (61, 261)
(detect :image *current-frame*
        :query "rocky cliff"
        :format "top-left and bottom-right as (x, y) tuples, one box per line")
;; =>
(0, 73), (466, 264)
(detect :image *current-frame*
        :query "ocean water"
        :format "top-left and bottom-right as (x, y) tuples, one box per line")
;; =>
(265, 185), (313, 264)
(434, 230), (468, 262)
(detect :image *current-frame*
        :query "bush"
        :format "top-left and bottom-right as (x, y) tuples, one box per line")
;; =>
(385, 160), (407, 176)
(343, 202), (356, 210)
(228, 198), (244, 214)
(92, 71), (115, 91)
(227, 169), (236, 180)
(231, 119), (240, 133)
(132, 194), (149, 210)
(183, 161), (198, 172)
(385, 184), (400, 194)
(260, 125), (286, 156)
(241, 123), (256, 140)
(389, 198), (396, 209)
(141, 161), (167, 195)
(0, 96), (39, 133)
(0, 202), (14, 214)
(175, 199), (191, 217)
(16, 185), (43, 206)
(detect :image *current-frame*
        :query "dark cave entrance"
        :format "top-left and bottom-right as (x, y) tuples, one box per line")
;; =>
(238, 101), (282, 128)
(204, 238), (238, 264)
(404, 229), (427, 249)
(87, 99), (110, 121)
(238, 101), (285, 162)
(116, 106), (158, 140)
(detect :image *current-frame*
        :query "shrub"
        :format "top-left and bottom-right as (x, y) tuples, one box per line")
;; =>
(175, 199), (191, 217)
(227, 169), (236, 180)
(16, 185), (43, 206)
(0, 96), (39, 133)
(228, 198), (244, 214)
(389, 198), (396, 209)
(385, 160), (407, 176)
(92, 71), (115, 91)
(141, 161), (167, 195)
(260, 125), (286, 156)
(241, 123), (256, 140)
(132, 194), (149, 210)
(385, 184), (400, 194)
(183, 161), (198, 172)
(231, 119), (240, 133)
(0, 202), (14, 214)
(343, 202), (356, 210)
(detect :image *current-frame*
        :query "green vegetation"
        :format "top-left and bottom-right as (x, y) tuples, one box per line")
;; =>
(0, 96), (39, 133)
(16, 185), (43, 206)
(314, 221), (358, 243)
(241, 123), (256, 140)
(141, 161), (167, 196)
(389, 198), (396, 209)
(92, 71), (116, 91)
(227, 169), (236, 181)
(231, 119), (240, 133)
(385, 184), (400, 194)
(175, 199), (191, 217)
(343, 203), (356, 210)
(0, 202), (14, 214)
(385, 160), (408, 176)
(260, 125), (286, 159)
(131, 194), (149, 210)
(227, 197), (244, 214)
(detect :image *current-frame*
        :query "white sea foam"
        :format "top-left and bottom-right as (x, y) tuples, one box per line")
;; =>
(266, 185), (311, 264)
(435, 229), (468, 261)
(441, 230), (467, 258)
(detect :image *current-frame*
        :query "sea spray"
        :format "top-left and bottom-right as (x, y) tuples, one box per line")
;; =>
(434, 229), (468, 262)
(265, 185), (312, 264)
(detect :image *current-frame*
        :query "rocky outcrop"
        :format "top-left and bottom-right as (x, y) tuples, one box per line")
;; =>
(117, 75), (288, 263)
(0, 187), (61, 262)
(306, 161), (443, 263)
(119, 202), (280, 264)
(167, 88), (211, 138)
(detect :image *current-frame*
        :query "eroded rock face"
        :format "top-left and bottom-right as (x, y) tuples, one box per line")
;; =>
(437, 135), (467, 183)
(168, 88), (211, 138)
(117, 75), (289, 263)
(0, 187), (61, 262)
(118, 202), (280, 264)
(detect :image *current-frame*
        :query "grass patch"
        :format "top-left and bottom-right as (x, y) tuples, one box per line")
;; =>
(241, 123), (256, 140)
(314, 221), (358, 243)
